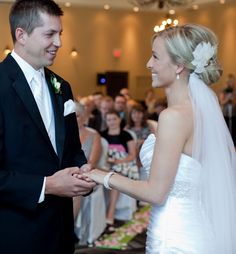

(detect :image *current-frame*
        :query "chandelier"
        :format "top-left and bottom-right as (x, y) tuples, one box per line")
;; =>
(128, 0), (194, 10)
(153, 14), (179, 32)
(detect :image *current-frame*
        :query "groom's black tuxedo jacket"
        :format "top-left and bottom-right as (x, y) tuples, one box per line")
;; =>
(0, 54), (87, 254)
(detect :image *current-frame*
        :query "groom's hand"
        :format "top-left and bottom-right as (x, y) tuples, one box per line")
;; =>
(45, 167), (96, 197)
(72, 163), (95, 182)
(74, 163), (96, 196)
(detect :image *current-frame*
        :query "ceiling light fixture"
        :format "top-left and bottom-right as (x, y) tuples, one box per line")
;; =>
(169, 9), (175, 14)
(192, 4), (199, 9)
(64, 2), (71, 7)
(104, 4), (110, 10)
(154, 13), (178, 32)
(128, 0), (194, 10)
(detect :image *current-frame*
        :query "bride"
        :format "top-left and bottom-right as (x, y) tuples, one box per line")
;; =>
(84, 24), (236, 253)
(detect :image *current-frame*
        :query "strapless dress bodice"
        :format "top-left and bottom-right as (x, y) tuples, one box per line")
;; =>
(139, 134), (215, 253)
(140, 134), (202, 199)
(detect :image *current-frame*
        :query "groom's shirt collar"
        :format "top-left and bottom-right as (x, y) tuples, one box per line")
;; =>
(11, 50), (45, 85)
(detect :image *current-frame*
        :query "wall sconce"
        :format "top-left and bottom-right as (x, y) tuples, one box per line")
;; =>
(4, 46), (11, 55)
(70, 48), (78, 57)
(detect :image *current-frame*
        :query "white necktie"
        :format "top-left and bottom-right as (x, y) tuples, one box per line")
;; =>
(31, 71), (57, 153)
(32, 71), (51, 130)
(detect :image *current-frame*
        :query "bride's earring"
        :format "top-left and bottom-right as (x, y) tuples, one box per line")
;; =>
(176, 74), (180, 80)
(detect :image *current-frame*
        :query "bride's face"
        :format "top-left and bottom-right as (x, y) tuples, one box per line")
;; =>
(147, 37), (177, 88)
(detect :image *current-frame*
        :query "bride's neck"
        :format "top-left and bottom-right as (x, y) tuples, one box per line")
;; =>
(166, 80), (190, 107)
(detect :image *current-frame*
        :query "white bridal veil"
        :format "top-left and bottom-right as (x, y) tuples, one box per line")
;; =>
(189, 73), (236, 253)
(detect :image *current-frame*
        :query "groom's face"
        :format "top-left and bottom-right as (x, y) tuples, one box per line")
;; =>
(22, 11), (62, 70)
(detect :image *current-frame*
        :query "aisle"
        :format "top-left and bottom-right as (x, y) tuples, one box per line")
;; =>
(75, 206), (150, 254)
(75, 231), (146, 254)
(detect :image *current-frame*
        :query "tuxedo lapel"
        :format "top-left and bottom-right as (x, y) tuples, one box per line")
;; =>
(45, 69), (65, 163)
(5, 55), (64, 161)
(11, 69), (57, 156)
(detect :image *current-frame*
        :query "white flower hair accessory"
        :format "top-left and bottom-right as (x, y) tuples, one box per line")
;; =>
(191, 42), (215, 74)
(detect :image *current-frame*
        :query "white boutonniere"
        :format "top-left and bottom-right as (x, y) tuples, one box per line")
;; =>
(191, 42), (215, 74)
(50, 74), (62, 94)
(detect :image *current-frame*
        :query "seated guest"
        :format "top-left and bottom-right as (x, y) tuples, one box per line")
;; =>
(73, 103), (102, 243)
(120, 87), (131, 101)
(219, 74), (236, 146)
(126, 103), (153, 149)
(114, 94), (127, 129)
(219, 73), (235, 108)
(92, 91), (104, 116)
(101, 110), (138, 227)
(126, 98), (139, 116)
(75, 103), (102, 168)
(89, 96), (114, 133)
(144, 88), (157, 114)
(222, 99), (236, 146)
(148, 99), (167, 122)
(126, 103), (155, 179)
(78, 96), (95, 127)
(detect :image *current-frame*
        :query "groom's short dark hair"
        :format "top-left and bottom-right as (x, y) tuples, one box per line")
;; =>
(9, 0), (63, 43)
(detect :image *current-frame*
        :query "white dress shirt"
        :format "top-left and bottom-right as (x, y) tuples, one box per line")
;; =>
(11, 50), (57, 203)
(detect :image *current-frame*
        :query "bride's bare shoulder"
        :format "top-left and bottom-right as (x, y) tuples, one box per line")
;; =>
(156, 105), (193, 142)
(159, 104), (192, 123)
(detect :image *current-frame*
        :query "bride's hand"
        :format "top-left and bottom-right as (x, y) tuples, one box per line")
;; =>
(83, 169), (107, 185)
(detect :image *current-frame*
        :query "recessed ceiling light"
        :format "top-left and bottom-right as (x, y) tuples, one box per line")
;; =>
(169, 9), (175, 15)
(104, 4), (110, 10)
(192, 4), (199, 10)
(64, 2), (71, 7)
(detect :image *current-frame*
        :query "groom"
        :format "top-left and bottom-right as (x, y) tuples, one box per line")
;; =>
(0, 0), (95, 253)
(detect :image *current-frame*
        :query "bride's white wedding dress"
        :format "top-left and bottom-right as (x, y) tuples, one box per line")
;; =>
(138, 74), (236, 253)
(140, 134), (216, 254)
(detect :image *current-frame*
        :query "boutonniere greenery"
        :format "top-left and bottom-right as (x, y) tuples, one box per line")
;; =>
(50, 74), (62, 94)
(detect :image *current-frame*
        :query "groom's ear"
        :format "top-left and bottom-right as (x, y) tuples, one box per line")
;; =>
(15, 28), (27, 45)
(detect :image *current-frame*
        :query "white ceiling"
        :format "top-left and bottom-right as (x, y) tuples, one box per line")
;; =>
(0, 0), (223, 10)
(56, 0), (222, 10)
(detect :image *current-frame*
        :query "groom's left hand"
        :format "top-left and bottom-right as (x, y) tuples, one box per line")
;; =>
(73, 163), (97, 185)
(75, 163), (97, 196)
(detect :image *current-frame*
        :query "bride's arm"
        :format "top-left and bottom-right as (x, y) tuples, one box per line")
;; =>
(85, 108), (192, 205)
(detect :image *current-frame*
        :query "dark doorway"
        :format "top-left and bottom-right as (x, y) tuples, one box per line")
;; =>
(105, 71), (128, 98)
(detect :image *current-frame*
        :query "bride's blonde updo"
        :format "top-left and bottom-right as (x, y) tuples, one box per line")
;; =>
(154, 24), (222, 85)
